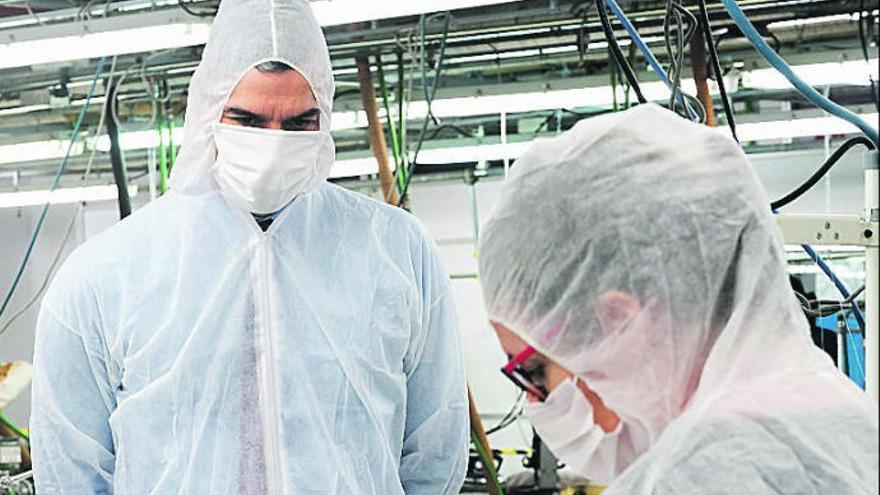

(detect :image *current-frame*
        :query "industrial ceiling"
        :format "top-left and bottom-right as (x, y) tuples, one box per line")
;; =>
(0, 0), (876, 192)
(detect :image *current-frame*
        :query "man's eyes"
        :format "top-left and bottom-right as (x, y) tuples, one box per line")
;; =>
(283, 119), (319, 131)
(222, 114), (319, 131)
(226, 115), (261, 126)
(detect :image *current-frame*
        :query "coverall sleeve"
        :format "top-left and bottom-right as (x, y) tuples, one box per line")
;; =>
(399, 236), (469, 495)
(30, 301), (116, 494)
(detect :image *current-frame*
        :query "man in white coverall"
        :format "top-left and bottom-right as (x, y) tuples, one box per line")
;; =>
(29, 1), (469, 493)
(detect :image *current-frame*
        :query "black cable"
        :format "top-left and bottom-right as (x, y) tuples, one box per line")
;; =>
(595, 0), (647, 104)
(696, 0), (738, 142)
(859, 0), (880, 113)
(771, 137), (876, 210)
(795, 288), (866, 318)
(178, 0), (218, 17)
(105, 81), (132, 219)
(485, 391), (524, 435)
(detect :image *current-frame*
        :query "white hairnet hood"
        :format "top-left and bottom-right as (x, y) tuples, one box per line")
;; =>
(478, 104), (878, 491)
(169, 0), (335, 193)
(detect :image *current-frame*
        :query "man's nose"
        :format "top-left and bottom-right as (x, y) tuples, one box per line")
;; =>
(265, 120), (283, 130)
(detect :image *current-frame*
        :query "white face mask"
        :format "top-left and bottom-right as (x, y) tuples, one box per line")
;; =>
(523, 377), (645, 484)
(212, 122), (332, 215)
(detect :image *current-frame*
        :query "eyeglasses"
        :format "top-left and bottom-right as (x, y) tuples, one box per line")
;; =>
(500, 345), (548, 402)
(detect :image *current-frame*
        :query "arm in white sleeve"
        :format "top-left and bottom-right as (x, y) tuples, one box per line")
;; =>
(399, 239), (469, 495)
(30, 304), (116, 494)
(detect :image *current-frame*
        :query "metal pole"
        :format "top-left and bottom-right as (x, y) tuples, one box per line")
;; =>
(501, 111), (509, 178)
(837, 315), (848, 375)
(147, 146), (157, 201)
(470, 179), (480, 253)
(864, 150), (879, 402)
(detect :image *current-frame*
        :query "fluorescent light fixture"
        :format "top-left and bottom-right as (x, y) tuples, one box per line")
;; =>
(0, 139), (83, 165)
(742, 59), (879, 89)
(0, 184), (138, 209)
(768, 10), (878, 29)
(94, 127), (185, 152)
(0, 23), (211, 70)
(330, 157), (393, 179)
(0, 104), (51, 116)
(768, 13), (855, 29)
(0, 1), (527, 69)
(330, 141), (536, 177)
(310, 0), (528, 26)
(326, 60), (874, 130)
(415, 140), (539, 164)
(732, 113), (879, 142)
(331, 79), (680, 128)
(332, 114), (879, 176)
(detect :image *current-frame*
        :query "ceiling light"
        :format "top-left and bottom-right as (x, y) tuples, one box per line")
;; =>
(0, 140), (83, 165)
(0, 184), (138, 209)
(742, 59), (879, 89)
(732, 113), (879, 142)
(93, 127), (185, 152)
(310, 0), (528, 26)
(332, 114), (878, 176)
(0, 1), (528, 69)
(0, 23), (211, 70)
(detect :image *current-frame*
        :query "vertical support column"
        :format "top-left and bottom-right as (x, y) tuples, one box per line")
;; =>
(864, 150), (879, 402)
(356, 56), (400, 205)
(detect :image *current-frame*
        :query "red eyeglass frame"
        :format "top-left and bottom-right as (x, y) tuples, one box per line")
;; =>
(500, 345), (548, 402)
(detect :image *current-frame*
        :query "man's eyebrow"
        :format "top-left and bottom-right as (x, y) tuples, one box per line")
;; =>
(222, 107), (265, 120)
(281, 107), (321, 124)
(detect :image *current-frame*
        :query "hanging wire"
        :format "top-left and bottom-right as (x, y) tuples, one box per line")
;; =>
(394, 12), (453, 204)
(0, 58), (107, 324)
(0, 55), (119, 339)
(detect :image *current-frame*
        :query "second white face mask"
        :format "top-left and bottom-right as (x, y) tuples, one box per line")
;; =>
(212, 122), (331, 215)
(523, 377), (639, 484)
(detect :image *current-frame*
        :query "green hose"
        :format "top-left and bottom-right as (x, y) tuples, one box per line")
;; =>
(157, 120), (169, 194)
(0, 411), (28, 440)
(470, 431), (504, 495)
(376, 58), (402, 173)
(167, 119), (177, 167)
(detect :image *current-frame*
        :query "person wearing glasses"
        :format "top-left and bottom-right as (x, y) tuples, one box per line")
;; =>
(478, 105), (879, 493)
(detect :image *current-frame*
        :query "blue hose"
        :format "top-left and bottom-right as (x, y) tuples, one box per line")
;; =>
(0, 58), (107, 323)
(602, 0), (700, 120)
(720, 0), (879, 145)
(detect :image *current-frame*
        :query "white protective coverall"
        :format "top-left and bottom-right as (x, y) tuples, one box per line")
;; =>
(478, 104), (879, 493)
(29, 1), (468, 493)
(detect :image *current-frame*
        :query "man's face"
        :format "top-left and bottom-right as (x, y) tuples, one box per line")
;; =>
(220, 67), (320, 131)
